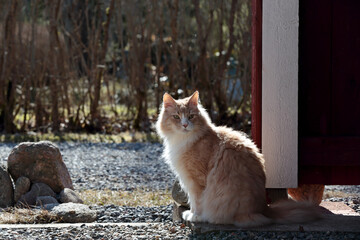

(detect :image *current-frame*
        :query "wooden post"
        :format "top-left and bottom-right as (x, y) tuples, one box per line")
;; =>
(251, 0), (288, 203)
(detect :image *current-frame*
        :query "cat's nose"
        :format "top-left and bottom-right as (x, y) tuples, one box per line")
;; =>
(183, 123), (188, 128)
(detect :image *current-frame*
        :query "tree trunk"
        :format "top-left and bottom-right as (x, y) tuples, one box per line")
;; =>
(1, 0), (20, 133)
(193, 0), (214, 114)
(47, 0), (64, 132)
(90, 0), (115, 128)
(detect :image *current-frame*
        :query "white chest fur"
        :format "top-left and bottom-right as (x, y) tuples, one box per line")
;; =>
(163, 134), (198, 195)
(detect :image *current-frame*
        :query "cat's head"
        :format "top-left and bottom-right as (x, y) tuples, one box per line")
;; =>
(156, 91), (211, 139)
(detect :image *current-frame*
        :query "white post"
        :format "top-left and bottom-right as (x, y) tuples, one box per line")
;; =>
(262, 0), (299, 188)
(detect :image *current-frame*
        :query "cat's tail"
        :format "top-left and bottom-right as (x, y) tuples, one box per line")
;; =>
(234, 200), (322, 228)
(264, 199), (323, 224)
(234, 213), (273, 228)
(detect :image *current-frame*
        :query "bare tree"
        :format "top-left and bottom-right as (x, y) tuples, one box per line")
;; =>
(89, 0), (115, 128)
(0, 0), (252, 134)
(0, 0), (20, 133)
(192, 0), (215, 113)
(213, 0), (238, 121)
(47, 0), (63, 132)
(120, 0), (153, 130)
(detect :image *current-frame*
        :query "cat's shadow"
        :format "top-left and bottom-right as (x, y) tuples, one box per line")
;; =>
(184, 208), (360, 237)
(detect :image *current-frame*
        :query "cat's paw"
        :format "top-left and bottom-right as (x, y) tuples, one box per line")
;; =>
(182, 210), (202, 222)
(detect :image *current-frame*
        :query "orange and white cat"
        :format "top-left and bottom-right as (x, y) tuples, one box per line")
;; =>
(156, 91), (321, 227)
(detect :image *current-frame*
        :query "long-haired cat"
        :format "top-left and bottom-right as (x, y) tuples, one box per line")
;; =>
(156, 91), (321, 227)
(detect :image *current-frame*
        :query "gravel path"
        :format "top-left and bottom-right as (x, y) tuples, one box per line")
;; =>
(0, 142), (174, 191)
(1, 142), (360, 239)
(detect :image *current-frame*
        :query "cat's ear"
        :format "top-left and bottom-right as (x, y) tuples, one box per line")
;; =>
(189, 91), (199, 107)
(163, 92), (176, 108)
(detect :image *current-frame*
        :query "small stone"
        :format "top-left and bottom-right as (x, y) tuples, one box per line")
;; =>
(36, 196), (59, 206)
(17, 182), (56, 207)
(0, 164), (14, 208)
(40, 203), (60, 211)
(353, 198), (360, 204)
(172, 180), (189, 207)
(51, 202), (97, 223)
(306, 234), (313, 239)
(14, 176), (31, 203)
(59, 188), (83, 204)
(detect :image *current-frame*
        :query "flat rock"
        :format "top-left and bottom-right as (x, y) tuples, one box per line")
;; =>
(59, 188), (83, 204)
(0, 164), (13, 208)
(17, 183), (56, 207)
(51, 203), (97, 223)
(7, 141), (73, 193)
(14, 176), (31, 203)
(184, 202), (360, 234)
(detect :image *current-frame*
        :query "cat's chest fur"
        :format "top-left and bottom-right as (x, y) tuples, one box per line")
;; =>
(163, 132), (213, 192)
(163, 133), (197, 172)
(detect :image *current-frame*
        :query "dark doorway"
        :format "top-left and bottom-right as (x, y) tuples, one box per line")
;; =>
(298, 0), (360, 184)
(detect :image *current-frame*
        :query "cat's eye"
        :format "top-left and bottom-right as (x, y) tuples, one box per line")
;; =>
(173, 115), (180, 119)
(188, 114), (195, 119)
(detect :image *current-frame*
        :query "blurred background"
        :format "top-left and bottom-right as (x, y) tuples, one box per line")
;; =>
(0, 0), (251, 137)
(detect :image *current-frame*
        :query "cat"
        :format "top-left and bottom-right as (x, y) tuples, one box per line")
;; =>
(288, 184), (325, 205)
(156, 91), (322, 227)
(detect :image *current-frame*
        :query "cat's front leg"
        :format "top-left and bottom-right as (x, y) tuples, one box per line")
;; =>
(182, 193), (203, 222)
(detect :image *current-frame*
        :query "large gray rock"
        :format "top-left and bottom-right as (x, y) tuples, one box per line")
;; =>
(51, 203), (97, 223)
(14, 176), (31, 203)
(7, 141), (73, 193)
(17, 183), (56, 207)
(172, 180), (189, 208)
(0, 164), (14, 208)
(59, 188), (83, 204)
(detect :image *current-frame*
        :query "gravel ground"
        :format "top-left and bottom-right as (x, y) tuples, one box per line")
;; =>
(0, 142), (174, 191)
(1, 224), (360, 240)
(324, 185), (360, 215)
(1, 142), (360, 239)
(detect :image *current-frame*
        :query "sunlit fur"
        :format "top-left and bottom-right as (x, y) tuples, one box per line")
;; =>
(156, 91), (321, 227)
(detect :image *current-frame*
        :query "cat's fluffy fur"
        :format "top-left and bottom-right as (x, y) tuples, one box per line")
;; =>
(156, 91), (321, 227)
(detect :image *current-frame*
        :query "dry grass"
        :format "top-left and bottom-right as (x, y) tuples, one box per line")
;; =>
(0, 208), (61, 224)
(1, 188), (354, 224)
(0, 189), (173, 224)
(78, 189), (173, 207)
